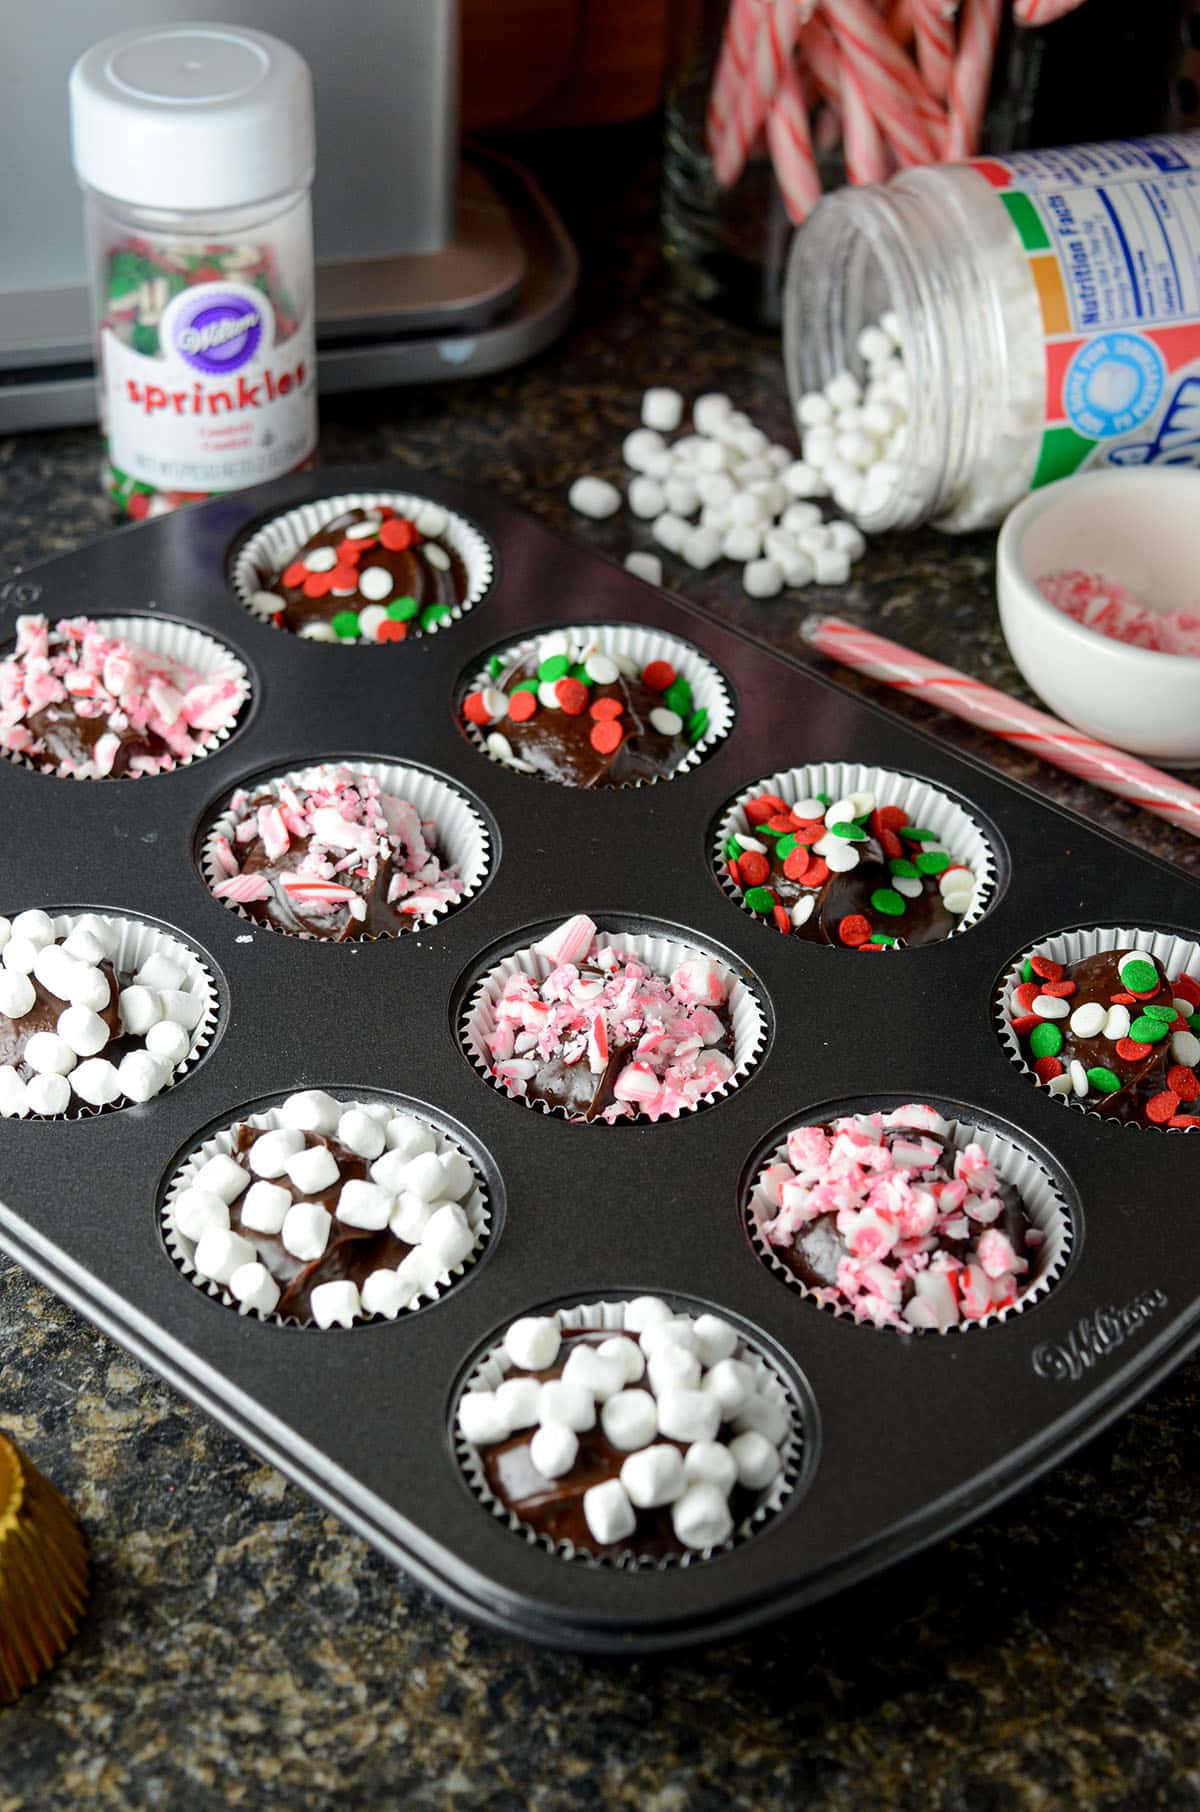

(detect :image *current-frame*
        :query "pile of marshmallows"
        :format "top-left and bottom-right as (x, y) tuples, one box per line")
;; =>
(459, 1296), (790, 1552)
(0, 912), (201, 1116)
(568, 323), (910, 598)
(172, 1090), (481, 1327)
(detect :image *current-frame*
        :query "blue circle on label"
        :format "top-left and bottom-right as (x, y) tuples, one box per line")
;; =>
(1064, 332), (1165, 441)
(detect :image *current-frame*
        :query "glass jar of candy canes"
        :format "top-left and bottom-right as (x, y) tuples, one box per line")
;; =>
(783, 130), (1200, 532)
(69, 24), (317, 520)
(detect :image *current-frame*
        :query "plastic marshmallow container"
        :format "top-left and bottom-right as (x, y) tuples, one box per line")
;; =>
(783, 132), (1200, 535)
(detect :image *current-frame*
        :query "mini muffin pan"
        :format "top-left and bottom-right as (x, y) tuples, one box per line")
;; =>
(1, 465), (1199, 1655)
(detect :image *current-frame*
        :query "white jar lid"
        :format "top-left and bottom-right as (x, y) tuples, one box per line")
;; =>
(70, 24), (314, 212)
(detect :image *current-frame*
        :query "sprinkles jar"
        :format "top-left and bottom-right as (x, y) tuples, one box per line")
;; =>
(69, 25), (317, 520)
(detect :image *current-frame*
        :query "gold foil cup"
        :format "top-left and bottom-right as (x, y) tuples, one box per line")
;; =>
(0, 1431), (89, 1702)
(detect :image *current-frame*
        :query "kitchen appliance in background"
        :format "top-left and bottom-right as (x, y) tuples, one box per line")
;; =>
(0, 0), (579, 432)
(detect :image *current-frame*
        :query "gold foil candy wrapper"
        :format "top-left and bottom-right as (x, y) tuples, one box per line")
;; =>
(0, 1431), (90, 1703)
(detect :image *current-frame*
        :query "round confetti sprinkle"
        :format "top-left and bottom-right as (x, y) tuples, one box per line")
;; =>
(282, 560), (307, 588)
(463, 691), (492, 726)
(642, 660), (676, 692)
(783, 848), (810, 883)
(1130, 1015), (1170, 1043)
(1146, 1091), (1180, 1123)
(1010, 1014), (1041, 1038)
(1041, 980), (1076, 998)
(1174, 975), (1200, 1007)
(838, 914), (872, 948)
(1086, 1066), (1121, 1094)
(388, 597), (418, 621)
(686, 707), (709, 745)
(589, 697), (624, 722)
(874, 805), (908, 832)
(303, 572), (334, 600)
(555, 677), (589, 715)
(1168, 1065), (1200, 1101)
(421, 604), (450, 632)
(869, 888), (906, 917)
(915, 850), (950, 875)
(1143, 1004), (1178, 1022)
(1029, 1022), (1064, 1060)
(746, 795), (787, 826)
(1014, 982), (1040, 1013)
(508, 690), (538, 723)
(538, 654), (571, 683)
(830, 821), (866, 841)
(802, 858), (830, 888)
(330, 610), (360, 639)
(1115, 1038), (1153, 1061)
(744, 886), (776, 914)
(889, 858), (919, 879)
(1030, 955), (1064, 982)
(379, 518), (416, 551)
(775, 833), (797, 860)
(772, 905), (791, 935)
(1033, 1056), (1064, 1082)
(1118, 957), (1159, 993)
(869, 932), (898, 947)
(738, 851), (771, 887)
(590, 720), (624, 755)
(377, 619), (407, 643)
(724, 836), (743, 861)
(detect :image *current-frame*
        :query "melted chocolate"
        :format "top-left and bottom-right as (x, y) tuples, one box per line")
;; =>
(256, 507), (467, 636)
(480, 1330), (757, 1560)
(1023, 949), (1189, 1127)
(492, 656), (690, 789)
(0, 960), (130, 1079)
(22, 700), (175, 779)
(228, 1124), (417, 1323)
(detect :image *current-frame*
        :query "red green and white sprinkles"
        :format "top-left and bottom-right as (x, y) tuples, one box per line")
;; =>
(259, 504), (456, 643)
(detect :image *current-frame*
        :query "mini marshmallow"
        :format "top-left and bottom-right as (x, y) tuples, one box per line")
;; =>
(116, 1050), (168, 1103)
(172, 1188), (230, 1242)
(118, 985), (161, 1035)
(193, 1152), (251, 1203)
(651, 511), (690, 554)
(620, 1444), (686, 1509)
(158, 989), (203, 1030)
(281, 1200), (332, 1262)
(684, 1441), (738, 1493)
(249, 1126), (305, 1178)
(2, 938), (38, 975)
(0, 1066), (29, 1117)
(280, 1089), (343, 1136)
(672, 1483), (733, 1551)
(394, 1245), (441, 1303)
(240, 1180), (291, 1235)
(66, 917), (112, 959)
(398, 1149), (447, 1203)
(68, 1057), (121, 1106)
(568, 476), (621, 520)
(728, 1430), (782, 1490)
(539, 1380), (596, 1433)
(26, 1073), (71, 1116)
(420, 1203), (476, 1270)
(32, 945), (77, 999)
(145, 1019), (191, 1067)
(624, 551), (663, 585)
(63, 965), (111, 1013)
(336, 1108), (386, 1162)
(743, 558), (783, 599)
(693, 1314), (738, 1367)
(583, 1478), (636, 1546)
(284, 1145), (341, 1195)
(640, 1318), (698, 1358)
(383, 1113), (437, 1159)
(623, 1296), (672, 1333)
(813, 547), (851, 585)
(701, 1358), (754, 1416)
(310, 1279), (361, 1329)
(437, 1149), (475, 1203)
(133, 952), (186, 992)
(647, 1345), (702, 1394)
(722, 524), (762, 563)
(504, 1316), (561, 1372)
(361, 1269), (408, 1320)
(336, 1179), (394, 1230)
(656, 1387), (720, 1445)
(24, 1032), (76, 1076)
(664, 476), (699, 517)
(623, 427), (667, 471)
(562, 1345), (627, 1401)
(628, 476), (666, 519)
(642, 386), (684, 432)
(56, 1005), (109, 1058)
(529, 1421), (578, 1479)
(229, 1263), (281, 1316)
(598, 1336), (646, 1384)
(193, 1226), (256, 1285)
(732, 1393), (791, 1448)
(682, 526), (721, 570)
(390, 1191), (435, 1244)
(0, 971), (36, 1018)
(496, 1376), (542, 1431)
(693, 392), (733, 435)
(0, 918), (11, 951)
(600, 1388), (658, 1450)
(11, 910), (54, 949)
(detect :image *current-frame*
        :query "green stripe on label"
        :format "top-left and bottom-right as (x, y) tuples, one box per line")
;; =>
(1000, 191), (1051, 253)
(1032, 425), (1095, 489)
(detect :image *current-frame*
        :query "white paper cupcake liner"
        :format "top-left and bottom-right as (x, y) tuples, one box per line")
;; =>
(161, 1094), (490, 1328)
(748, 1109), (1072, 1334)
(461, 922), (766, 1124)
(461, 622), (734, 788)
(714, 762), (997, 944)
(0, 615), (251, 781)
(1, 909), (218, 1121)
(454, 1297), (802, 1569)
(200, 759), (492, 941)
(229, 491), (494, 641)
(996, 926), (1200, 1132)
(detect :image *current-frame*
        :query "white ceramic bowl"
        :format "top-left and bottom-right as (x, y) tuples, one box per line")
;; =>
(996, 469), (1200, 765)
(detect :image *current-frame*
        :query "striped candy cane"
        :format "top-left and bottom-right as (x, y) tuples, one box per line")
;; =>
(944, 0), (1002, 158)
(834, 29), (891, 184)
(713, 0), (809, 186)
(822, 0), (944, 164)
(766, 61), (824, 220)
(803, 615), (1200, 839)
(707, 0), (762, 174)
(1013, 0), (1086, 20)
(910, 0), (957, 103)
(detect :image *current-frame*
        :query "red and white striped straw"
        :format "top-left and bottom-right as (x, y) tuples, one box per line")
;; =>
(943, 0), (1002, 159)
(766, 61), (825, 221)
(803, 614), (1200, 839)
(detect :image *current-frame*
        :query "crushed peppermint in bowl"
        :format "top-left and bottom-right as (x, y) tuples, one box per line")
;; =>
(746, 1102), (1072, 1334)
(0, 613), (249, 780)
(459, 913), (767, 1125)
(200, 759), (492, 942)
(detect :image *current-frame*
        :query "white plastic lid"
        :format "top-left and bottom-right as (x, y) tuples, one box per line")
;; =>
(69, 24), (314, 212)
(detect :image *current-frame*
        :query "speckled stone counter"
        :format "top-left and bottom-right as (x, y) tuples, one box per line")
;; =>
(2, 130), (1199, 1810)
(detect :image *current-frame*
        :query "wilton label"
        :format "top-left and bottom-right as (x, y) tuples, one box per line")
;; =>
(1032, 1289), (1169, 1383)
(101, 278), (316, 492)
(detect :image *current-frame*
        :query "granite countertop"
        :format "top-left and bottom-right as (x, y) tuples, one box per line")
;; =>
(3, 129), (1199, 1809)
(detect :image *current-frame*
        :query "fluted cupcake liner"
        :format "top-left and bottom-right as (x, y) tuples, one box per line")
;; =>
(460, 922), (766, 1124)
(747, 1109), (1073, 1334)
(713, 761), (997, 943)
(0, 909), (218, 1120)
(162, 1093), (490, 1328)
(230, 490), (494, 640)
(0, 614), (250, 780)
(0, 1432), (90, 1703)
(461, 622), (734, 788)
(454, 1297), (802, 1569)
(996, 926), (1200, 1132)
(200, 759), (492, 941)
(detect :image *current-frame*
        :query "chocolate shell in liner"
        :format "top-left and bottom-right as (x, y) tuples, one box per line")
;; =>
(460, 916), (766, 1124)
(161, 1094), (490, 1328)
(747, 1108), (1072, 1333)
(230, 490), (493, 640)
(460, 622), (734, 788)
(0, 615), (250, 780)
(713, 761), (996, 943)
(200, 759), (492, 940)
(454, 1297), (802, 1569)
(996, 925), (1200, 1131)
(0, 909), (218, 1120)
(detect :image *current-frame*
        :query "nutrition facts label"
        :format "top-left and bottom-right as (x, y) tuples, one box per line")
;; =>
(1035, 172), (1200, 334)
